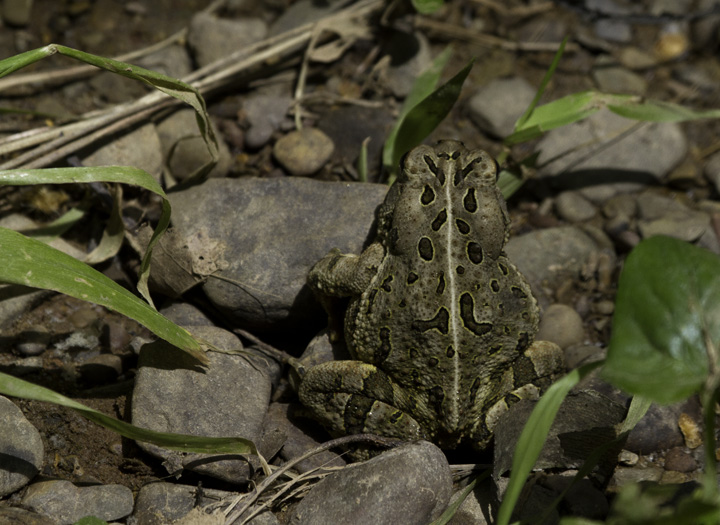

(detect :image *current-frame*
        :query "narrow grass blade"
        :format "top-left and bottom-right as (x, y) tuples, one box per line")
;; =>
(0, 227), (207, 364)
(0, 371), (255, 455)
(412, 0), (444, 14)
(496, 361), (603, 525)
(0, 45), (56, 77)
(0, 166), (171, 307)
(514, 36), (568, 132)
(84, 184), (124, 265)
(19, 207), (85, 243)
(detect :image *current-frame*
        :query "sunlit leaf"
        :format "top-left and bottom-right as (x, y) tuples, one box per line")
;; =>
(603, 236), (720, 403)
(0, 227), (208, 364)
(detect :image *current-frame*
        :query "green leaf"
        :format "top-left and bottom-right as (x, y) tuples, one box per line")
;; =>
(0, 166), (171, 306)
(514, 36), (569, 131)
(0, 45), (55, 77)
(0, 227), (208, 364)
(603, 236), (720, 403)
(608, 98), (720, 122)
(383, 46), (453, 178)
(496, 361), (602, 525)
(411, 0), (444, 14)
(387, 59), (474, 182)
(505, 91), (720, 146)
(0, 371), (257, 455)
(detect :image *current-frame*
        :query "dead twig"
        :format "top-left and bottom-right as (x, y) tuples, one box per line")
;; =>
(414, 17), (579, 53)
(223, 433), (403, 524)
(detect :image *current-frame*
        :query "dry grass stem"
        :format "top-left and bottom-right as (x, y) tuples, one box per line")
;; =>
(0, 0), (383, 169)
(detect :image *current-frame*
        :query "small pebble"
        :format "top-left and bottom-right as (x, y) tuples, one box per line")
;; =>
(664, 447), (697, 473)
(273, 128), (335, 176)
(678, 412), (703, 449)
(536, 304), (585, 349)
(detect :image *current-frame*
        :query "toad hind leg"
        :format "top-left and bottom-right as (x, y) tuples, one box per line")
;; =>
(299, 360), (427, 442)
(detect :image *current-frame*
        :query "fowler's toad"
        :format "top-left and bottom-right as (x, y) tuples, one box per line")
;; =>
(300, 140), (563, 450)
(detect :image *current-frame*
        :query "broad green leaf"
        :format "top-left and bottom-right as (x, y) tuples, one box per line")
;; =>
(608, 483), (720, 525)
(505, 91), (601, 145)
(383, 46), (453, 178)
(412, 0), (444, 14)
(496, 361), (602, 525)
(388, 59), (473, 182)
(0, 371), (256, 455)
(0, 166), (170, 306)
(0, 227), (208, 364)
(603, 236), (720, 403)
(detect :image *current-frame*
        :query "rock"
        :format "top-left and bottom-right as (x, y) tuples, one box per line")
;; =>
(167, 177), (387, 334)
(14, 329), (51, 356)
(316, 105), (395, 174)
(159, 300), (216, 327)
(2, 0), (33, 26)
(289, 441), (452, 524)
(188, 12), (268, 67)
(445, 479), (492, 524)
(81, 122), (163, 181)
(273, 128), (335, 176)
(555, 191), (597, 222)
(618, 47), (658, 69)
(21, 480), (133, 524)
(536, 304), (585, 350)
(0, 284), (47, 331)
(467, 77), (537, 139)
(636, 191), (709, 242)
(592, 64), (648, 95)
(384, 30), (432, 98)
(243, 94), (292, 149)
(505, 226), (612, 307)
(691, 0), (720, 50)
(78, 353), (123, 384)
(0, 507), (55, 524)
(131, 326), (278, 483)
(495, 476), (559, 524)
(594, 19), (632, 43)
(263, 402), (345, 473)
(0, 396), (44, 497)
(703, 149), (720, 194)
(138, 44), (193, 79)
(564, 344), (606, 369)
(544, 476), (609, 520)
(610, 466), (664, 486)
(269, 0), (341, 35)
(156, 109), (233, 181)
(625, 400), (699, 454)
(133, 482), (197, 524)
(494, 390), (626, 478)
(664, 447), (698, 473)
(536, 109), (687, 199)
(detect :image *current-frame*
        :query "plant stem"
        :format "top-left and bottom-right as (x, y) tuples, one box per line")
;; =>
(701, 386), (719, 501)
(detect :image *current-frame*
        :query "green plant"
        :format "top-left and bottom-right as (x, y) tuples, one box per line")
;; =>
(0, 45), (264, 466)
